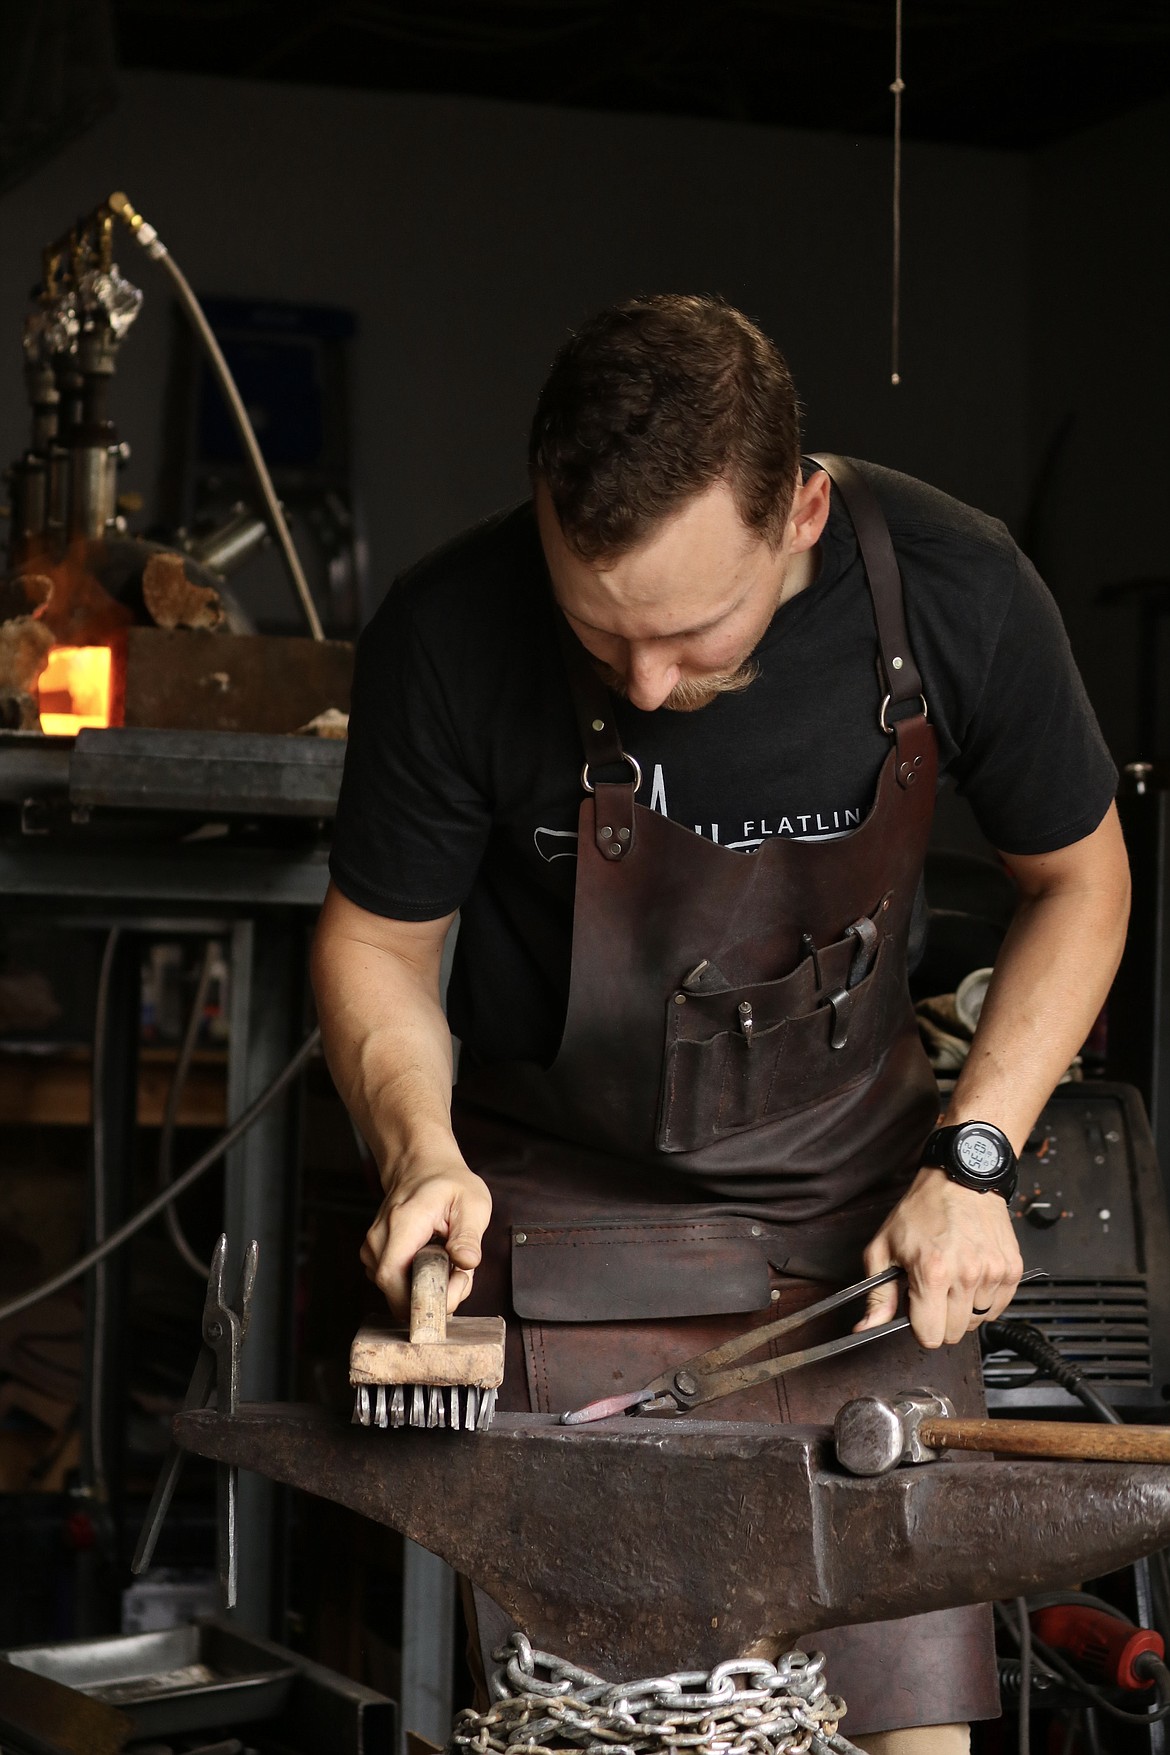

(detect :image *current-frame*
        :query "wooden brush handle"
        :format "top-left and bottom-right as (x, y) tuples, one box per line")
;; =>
(409, 1245), (450, 1346)
(919, 1418), (1170, 1463)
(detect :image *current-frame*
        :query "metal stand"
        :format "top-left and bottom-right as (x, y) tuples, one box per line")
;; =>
(400, 1541), (455, 1747)
(225, 917), (309, 1631)
(0, 830), (327, 1638)
(77, 928), (140, 1632)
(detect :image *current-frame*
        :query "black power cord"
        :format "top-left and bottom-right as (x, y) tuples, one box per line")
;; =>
(0, 1026), (321, 1326)
(995, 1601), (1170, 1729)
(984, 1320), (1170, 1746)
(983, 1318), (1123, 1426)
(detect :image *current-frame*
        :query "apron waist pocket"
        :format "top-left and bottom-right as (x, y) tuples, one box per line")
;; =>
(511, 1217), (771, 1322)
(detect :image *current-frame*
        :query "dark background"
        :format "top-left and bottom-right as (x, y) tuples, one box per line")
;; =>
(2, 0), (1168, 759)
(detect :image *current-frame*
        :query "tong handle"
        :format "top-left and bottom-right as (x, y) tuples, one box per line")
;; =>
(656, 1267), (1050, 1413)
(662, 1314), (912, 1412)
(657, 1264), (905, 1387)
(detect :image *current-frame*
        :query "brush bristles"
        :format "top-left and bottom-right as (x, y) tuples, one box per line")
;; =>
(351, 1383), (498, 1431)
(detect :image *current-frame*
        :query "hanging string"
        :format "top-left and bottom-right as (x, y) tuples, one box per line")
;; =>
(890, 0), (905, 386)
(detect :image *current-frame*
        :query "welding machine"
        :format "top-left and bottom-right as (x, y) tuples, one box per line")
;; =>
(984, 1080), (1170, 1416)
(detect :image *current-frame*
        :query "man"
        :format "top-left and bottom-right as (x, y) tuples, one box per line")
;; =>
(312, 295), (1129, 1752)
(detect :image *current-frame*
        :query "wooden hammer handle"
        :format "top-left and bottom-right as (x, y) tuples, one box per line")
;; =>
(919, 1418), (1170, 1463)
(409, 1245), (450, 1346)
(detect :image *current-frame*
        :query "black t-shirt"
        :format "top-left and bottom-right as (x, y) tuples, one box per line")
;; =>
(331, 461), (1117, 1067)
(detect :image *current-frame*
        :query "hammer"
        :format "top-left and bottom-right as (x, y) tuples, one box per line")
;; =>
(835, 1389), (1170, 1476)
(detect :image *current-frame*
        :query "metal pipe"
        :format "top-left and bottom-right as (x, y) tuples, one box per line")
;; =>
(107, 191), (325, 642)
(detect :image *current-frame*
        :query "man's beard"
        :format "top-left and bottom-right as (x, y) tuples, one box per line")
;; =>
(595, 655), (760, 712)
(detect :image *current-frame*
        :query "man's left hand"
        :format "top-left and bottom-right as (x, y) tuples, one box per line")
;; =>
(854, 1167), (1024, 1349)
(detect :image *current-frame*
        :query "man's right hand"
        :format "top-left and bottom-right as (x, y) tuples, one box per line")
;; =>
(360, 1156), (493, 1321)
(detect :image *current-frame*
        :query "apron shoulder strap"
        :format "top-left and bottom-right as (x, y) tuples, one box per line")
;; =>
(553, 609), (625, 770)
(553, 610), (642, 851)
(804, 453), (925, 716)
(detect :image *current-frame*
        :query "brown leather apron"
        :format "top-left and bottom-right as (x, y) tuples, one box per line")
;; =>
(453, 456), (999, 1734)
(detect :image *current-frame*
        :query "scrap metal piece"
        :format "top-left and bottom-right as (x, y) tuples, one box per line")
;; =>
(142, 551), (225, 631)
(174, 1403), (1170, 1682)
(296, 707), (349, 740)
(0, 617), (55, 727)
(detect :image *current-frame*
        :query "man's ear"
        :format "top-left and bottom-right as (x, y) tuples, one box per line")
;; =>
(788, 469), (832, 553)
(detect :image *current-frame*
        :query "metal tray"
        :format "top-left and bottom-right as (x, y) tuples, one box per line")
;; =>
(0, 1619), (297, 1738)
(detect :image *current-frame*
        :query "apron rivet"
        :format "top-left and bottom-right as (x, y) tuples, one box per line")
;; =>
(515, 1232), (527, 1244)
(892, 655), (904, 670)
(618, 827), (630, 841)
(751, 1224), (763, 1237)
(600, 826), (613, 838)
(674, 992), (687, 1005)
(591, 718), (605, 731)
(607, 844), (622, 857)
(770, 1288), (781, 1302)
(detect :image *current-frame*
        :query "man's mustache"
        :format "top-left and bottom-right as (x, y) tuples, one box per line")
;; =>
(593, 656), (760, 712)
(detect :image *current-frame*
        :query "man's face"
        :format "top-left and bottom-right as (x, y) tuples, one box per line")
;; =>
(537, 474), (828, 714)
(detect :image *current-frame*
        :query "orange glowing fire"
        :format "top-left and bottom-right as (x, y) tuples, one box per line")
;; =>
(38, 645), (114, 735)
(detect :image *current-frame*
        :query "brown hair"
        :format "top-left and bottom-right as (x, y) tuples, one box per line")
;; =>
(528, 294), (802, 560)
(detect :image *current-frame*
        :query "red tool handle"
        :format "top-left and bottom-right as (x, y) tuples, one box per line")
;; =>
(1031, 1604), (1164, 1691)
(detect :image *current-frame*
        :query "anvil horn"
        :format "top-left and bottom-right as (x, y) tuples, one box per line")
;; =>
(176, 1404), (1170, 1680)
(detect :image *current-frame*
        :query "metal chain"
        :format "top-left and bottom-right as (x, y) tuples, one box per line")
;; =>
(448, 1634), (864, 1755)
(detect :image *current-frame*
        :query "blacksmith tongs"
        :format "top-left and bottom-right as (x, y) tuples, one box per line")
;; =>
(132, 1232), (258, 1604)
(561, 1264), (1047, 1423)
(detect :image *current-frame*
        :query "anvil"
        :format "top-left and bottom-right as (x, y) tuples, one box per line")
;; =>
(176, 1403), (1170, 1679)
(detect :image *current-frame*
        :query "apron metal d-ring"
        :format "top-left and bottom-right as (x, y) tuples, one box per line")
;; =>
(581, 753), (643, 795)
(879, 692), (929, 735)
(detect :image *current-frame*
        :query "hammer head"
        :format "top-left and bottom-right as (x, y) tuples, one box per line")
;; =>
(835, 1387), (954, 1476)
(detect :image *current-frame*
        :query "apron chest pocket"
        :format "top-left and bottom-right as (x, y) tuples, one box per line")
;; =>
(511, 1217), (772, 1322)
(657, 932), (893, 1154)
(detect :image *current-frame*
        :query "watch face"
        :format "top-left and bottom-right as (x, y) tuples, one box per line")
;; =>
(955, 1129), (1003, 1176)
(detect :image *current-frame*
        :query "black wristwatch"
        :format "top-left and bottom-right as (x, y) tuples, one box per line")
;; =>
(920, 1121), (1018, 1204)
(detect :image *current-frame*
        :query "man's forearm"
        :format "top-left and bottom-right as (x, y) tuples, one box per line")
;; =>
(858, 806), (1129, 1347)
(311, 886), (490, 1315)
(945, 807), (1131, 1149)
(310, 886), (464, 1187)
(314, 940), (455, 1181)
